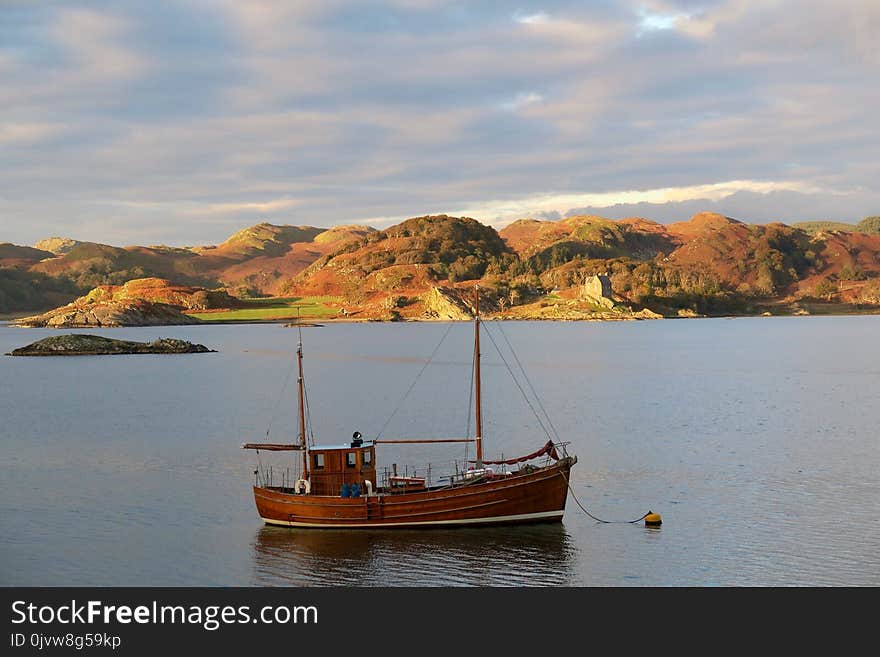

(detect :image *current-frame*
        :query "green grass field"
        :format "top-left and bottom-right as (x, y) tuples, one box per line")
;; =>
(186, 296), (340, 321)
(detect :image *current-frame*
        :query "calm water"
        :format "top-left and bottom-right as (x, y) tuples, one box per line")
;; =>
(1, 317), (878, 586)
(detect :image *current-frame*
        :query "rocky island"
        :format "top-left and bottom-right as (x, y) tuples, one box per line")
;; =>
(6, 334), (216, 356)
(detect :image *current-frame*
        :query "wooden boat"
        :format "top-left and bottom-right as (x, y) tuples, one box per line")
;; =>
(243, 289), (577, 528)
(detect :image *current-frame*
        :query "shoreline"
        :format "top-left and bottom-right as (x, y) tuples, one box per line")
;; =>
(3, 308), (879, 330)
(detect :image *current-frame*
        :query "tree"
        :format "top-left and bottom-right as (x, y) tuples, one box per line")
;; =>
(813, 278), (837, 300)
(857, 216), (880, 234)
(838, 264), (867, 281)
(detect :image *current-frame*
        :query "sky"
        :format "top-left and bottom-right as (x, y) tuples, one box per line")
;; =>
(1, 0), (878, 247)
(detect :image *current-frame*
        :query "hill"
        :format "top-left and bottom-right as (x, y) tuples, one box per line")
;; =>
(210, 224), (376, 296)
(194, 223), (324, 258)
(4, 212), (880, 319)
(792, 221), (859, 234)
(523, 212), (880, 315)
(0, 222), (370, 313)
(500, 215), (678, 266)
(11, 278), (236, 327)
(282, 215), (515, 319)
(0, 243), (55, 268)
(793, 216), (880, 235)
(857, 217), (880, 234)
(33, 237), (82, 255)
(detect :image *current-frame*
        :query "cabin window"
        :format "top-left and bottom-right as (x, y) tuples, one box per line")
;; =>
(314, 453), (325, 469)
(363, 450), (372, 465)
(346, 452), (357, 468)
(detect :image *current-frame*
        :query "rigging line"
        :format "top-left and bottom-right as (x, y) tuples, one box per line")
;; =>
(495, 322), (562, 443)
(264, 355), (295, 440)
(303, 379), (315, 447)
(375, 321), (456, 440)
(559, 469), (651, 524)
(464, 332), (475, 463)
(481, 322), (554, 442)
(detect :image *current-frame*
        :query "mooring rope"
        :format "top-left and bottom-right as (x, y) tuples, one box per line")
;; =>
(559, 469), (652, 524)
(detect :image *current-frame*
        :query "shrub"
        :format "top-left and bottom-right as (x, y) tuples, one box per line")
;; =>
(857, 216), (880, 234)
(838, 264), (867, 281)
(813, 279), (837, 300)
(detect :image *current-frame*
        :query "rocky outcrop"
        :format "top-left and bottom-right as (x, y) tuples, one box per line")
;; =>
(80, 278), (240, 311)
(579, 274), (615, 309)
(498, 293), (664, 321)
(854, 280), (880, 304)
(33, 237), (81, 255)
(12, 300), (201, 328)
(9, 277), (240, 327)
(7, 334), (215, 356)
(421, 286), (473, 320)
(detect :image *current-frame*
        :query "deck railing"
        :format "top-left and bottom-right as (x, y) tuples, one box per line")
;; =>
(252, 441), (572, 493)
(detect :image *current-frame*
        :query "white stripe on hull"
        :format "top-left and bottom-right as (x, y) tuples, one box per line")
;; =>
(260, 509), (564, 528)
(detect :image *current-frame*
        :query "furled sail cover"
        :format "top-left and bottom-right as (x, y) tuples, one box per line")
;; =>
(473, 440), (559, 465)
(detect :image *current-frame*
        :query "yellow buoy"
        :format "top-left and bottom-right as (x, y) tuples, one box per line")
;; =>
(644, 511), (662, 527)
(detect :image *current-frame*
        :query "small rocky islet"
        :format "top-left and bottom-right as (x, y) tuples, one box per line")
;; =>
(6, 334), (216, 357)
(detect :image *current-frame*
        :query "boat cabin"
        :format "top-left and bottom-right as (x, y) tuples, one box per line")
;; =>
(306, 435), (377, 497)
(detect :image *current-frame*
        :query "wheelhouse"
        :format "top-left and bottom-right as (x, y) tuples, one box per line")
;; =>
(306, 437), (377, 497)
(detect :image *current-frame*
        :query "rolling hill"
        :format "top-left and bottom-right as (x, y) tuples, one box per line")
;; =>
(3, 212), (880, 318)
(0, 222), (372, 313)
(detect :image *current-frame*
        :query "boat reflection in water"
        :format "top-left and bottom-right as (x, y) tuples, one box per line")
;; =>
(251, 523), (577, 586)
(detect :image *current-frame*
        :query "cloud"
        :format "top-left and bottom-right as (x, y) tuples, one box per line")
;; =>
(0, 122), (66, 146)
(501, 92), (544, 111)
(0, 6), (153, 132)
(450, 179), (838, 226)
(95, 197), (301, 217)
(563, 187), (880, 224)
(633, 0), (776, 40)
(50, 8), (148, 82)
(514, 12), (549, 25)
(636, 6), (691, 35)
(181, 198), (300, 216)
(0, 1), (878, 246)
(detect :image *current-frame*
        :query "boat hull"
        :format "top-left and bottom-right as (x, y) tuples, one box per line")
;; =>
(253, 456), (576, 529)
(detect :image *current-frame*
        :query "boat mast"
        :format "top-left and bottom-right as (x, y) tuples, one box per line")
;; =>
(297, 330), (310, 479)
(474, 285), (483, 468)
